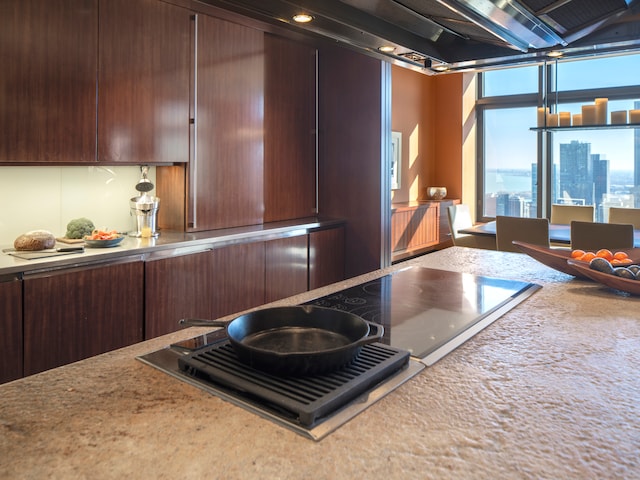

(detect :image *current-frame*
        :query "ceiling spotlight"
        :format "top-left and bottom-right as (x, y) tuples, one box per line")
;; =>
(431, 61), (450, 72)
(547, 50), (564, 58)
(378, 45), (396, 53)
(292, 13), (313, 23)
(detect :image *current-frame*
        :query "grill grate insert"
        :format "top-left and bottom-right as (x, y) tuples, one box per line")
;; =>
(178, 341), (410, 427)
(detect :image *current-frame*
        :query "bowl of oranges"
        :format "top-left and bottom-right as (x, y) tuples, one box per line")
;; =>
(567, 248), (640, 295)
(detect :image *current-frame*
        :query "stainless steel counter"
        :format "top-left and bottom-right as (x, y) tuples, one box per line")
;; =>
(0, 217), (344, 276)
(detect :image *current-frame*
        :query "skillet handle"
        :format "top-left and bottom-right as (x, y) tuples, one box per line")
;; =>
(178, 318), (229, 328)
(353, 321), (384, 347)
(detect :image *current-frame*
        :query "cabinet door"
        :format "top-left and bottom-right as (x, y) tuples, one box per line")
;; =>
(0, 276), (22, 384)
(23, 258), (144, 376)
(309, 227), (345, 290)
(189, 14), (264, 230)
(145, 250), (214, 338)
(0, 0), (97, 163)
(265, 236), (309, 303)
(210, 243), (265, 319)
(98, 0), (190, 164)
(264, 34), (317, 222)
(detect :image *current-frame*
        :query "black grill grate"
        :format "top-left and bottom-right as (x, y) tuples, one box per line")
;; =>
(178, 341), (410, 427)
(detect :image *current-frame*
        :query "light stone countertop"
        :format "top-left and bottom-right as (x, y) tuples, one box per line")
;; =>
(1, 247), (639, 479)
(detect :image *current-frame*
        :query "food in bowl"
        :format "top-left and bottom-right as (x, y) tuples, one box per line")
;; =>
(84, 229), (121, 241)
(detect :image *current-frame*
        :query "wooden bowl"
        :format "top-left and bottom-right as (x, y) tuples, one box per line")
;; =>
(567, 259), (640, 296)
(512, 241), (588, 278)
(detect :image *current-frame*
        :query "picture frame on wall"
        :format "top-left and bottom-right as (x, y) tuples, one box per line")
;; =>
(391, 131), (401, 190)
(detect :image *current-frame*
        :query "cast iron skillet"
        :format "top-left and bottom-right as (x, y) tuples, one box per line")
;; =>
(179, 305), (384, 376)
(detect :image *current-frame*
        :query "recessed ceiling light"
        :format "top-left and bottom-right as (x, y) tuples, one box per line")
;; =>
(378, 45), (396, 53)
(547, 50), (563, 58)
(292, 13), (313, 23)
(431, 61), (450, 72)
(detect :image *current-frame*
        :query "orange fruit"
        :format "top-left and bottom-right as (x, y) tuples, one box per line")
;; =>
(571, 249), (586, 259)
(579, 252), (596, 262)
(595, 249), (614, 261)
(612, 258), (633, 265)
(613, 251), (629, 260)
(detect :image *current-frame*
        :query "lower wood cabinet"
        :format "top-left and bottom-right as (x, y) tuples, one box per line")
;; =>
(23, 257), (144, 376)
(4, 225), (345, 382)
(309, 226), (345, 289)
(145, 242), (267, 338)
(144, 249), (215, 339)
(391, 203), (439, 256)
(265, 236), (309, 303)
(1, 275), (22, 383)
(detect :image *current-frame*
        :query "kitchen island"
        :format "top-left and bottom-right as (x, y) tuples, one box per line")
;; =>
(1, 247), (639, 479)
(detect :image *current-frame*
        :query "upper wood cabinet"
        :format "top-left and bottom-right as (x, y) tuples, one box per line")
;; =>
(98, 0), (191, 164)
(0, 0), (98, 164)
(263, 34), (317, 222)
(187, 14), (265, 230)
(0, 276), (22, 384)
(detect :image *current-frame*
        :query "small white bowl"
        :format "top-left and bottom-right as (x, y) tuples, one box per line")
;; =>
(426, 187), (447, 200)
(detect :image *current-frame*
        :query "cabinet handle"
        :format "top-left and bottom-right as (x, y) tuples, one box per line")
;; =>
(188, 14), (199, 229)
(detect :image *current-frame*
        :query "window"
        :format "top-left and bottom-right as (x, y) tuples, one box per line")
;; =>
(478, 53), (640, 222)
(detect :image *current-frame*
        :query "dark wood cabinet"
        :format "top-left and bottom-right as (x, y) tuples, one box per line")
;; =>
(0, 276), (22, 384)
(188, 14), (264, 230)
(23, 258), (144, 376)
(98, 0), (191, 164)
(146, 241), (271, 338)
(264, 34), (317, 222)
(144, 249), (214, 338)
(0, 0), (98, 163)
(309, 226), (345, 290)
(157, 14), (265, 231)
(210, 242), (266, 319)
(265, 236), (309, 303)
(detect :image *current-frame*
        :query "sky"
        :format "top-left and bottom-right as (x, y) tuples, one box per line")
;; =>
(483, 53), (640, 172)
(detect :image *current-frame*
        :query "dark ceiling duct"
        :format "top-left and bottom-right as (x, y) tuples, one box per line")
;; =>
(199, 0), (640, 73)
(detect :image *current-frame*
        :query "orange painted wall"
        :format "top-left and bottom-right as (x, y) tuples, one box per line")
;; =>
(390, 65), (435, 203)
(391, 65), (465, 203)
(434, 74), (464, 200)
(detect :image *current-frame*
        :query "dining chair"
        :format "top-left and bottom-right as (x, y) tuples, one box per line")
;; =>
(608, 207), (640, 230)
(447, 204), (496, 250)
(550, 204), (595, 224)
(495, 216), (550, 253)
(570, 220), (634, 251)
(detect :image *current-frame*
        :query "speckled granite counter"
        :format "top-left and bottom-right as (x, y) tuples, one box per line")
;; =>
(1, 247), (639, 479)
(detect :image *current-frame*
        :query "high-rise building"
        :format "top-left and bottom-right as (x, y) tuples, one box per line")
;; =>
(592, 154), (609, 221)
(559, 140), (591, 204)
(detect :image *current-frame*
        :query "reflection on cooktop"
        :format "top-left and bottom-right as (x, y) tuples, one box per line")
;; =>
(305, 266), (539, 363)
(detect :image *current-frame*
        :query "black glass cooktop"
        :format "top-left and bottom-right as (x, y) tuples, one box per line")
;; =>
(305, 266), (540, 364)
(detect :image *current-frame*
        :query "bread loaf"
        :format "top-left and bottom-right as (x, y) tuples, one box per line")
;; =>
(14, 230), (56, 251)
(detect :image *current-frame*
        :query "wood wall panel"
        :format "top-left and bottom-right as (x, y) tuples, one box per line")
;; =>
(23, 259), (144, 376)
(263, 34), (317, 222)
(0, 277), (22, 383)
(0, 0), (97, 163)
(98, 0), (191, 164)
(318, 45), (384, 278)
